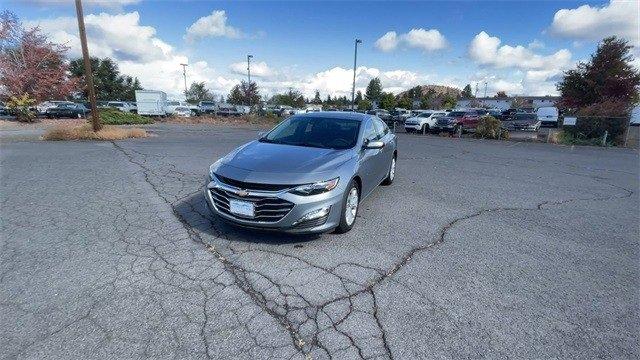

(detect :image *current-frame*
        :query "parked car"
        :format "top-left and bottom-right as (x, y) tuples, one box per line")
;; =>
(97, 101), (110, 108)
(366, 109), (392, 124)
(404, 111), (448, 133)
(45, 103), (89, 118)
(172, 106), (192, 117)
(36, 101), (75, 114)
(536, 106), (559, 127)
(502, 113), (541, 131)
(199, 101), (217, 114)
(205, 112), (397, 234)
(127, 102), (138, 114)
(107, 101), (136, 113)
(391, 108), (411, 122)
(216, 104), (241, 116)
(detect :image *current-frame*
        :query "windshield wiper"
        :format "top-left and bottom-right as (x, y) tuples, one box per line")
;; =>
(259, 137), (281, 144)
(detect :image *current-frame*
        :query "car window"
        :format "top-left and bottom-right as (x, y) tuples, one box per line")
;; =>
(262, 116), (361, 150)
(419, 113), (432, 118)
(363, 119), (378, 142)
(373, 118), (389, 137)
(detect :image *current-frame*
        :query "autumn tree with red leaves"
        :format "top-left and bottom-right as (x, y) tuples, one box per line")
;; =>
(0, 11), (77, 103)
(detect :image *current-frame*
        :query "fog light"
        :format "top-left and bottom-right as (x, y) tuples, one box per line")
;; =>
(294, 206), (331, 225)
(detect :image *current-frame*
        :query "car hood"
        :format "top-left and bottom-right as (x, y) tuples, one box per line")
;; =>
(215, 140), (354, 184)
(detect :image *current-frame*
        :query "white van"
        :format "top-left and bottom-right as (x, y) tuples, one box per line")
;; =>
(536, 106), (559, 127)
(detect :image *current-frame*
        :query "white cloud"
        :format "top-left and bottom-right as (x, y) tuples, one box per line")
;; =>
(469, 31), (572, 71)
(185, 10), (242, 42)
(375, 28), (447, 53)
(229, 61), (274, 78)
(549, 0), (639, 43)
(293, 66), (428, 98)
(26, 12), (234, 99)
(401, 28), (448, 51)
(374, 31), (398, 52)
(528, 39), (545, 50)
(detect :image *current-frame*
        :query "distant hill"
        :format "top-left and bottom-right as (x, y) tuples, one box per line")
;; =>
(397, 85), (461, 98)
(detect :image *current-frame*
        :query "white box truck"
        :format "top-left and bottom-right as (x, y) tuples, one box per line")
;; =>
(135, 90), (167, 116)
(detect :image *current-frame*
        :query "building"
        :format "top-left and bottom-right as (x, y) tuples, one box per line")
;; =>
(457, 96), (559, 110)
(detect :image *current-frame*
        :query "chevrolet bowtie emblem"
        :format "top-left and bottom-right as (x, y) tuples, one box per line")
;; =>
(236, 189), (249, 197)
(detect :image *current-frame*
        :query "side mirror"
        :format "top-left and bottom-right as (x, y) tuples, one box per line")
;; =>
(257, 131), (266, 138)
(364, 140), (384, 149)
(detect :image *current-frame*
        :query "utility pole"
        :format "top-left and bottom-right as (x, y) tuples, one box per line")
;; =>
(484, 82), (488, 98)
(180, 63), (188, 98)
(74, 0), (100, 131)
(247, 54), (253, 84)
(351, 39), (362, 110)
(474, 83), (479, 97)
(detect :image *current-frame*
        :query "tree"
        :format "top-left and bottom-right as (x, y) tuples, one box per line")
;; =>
(557, 36), (640, 144)
(185, 81), (213, 103)
(357, 99), (371, 111)
(558, 36), (640, 110)
(269, 88), (305, 108)
(495, 91), (508, 98)
(354, 91), (363, 104)
(379, 92), (396, 110)
(69, 57), (142, 101)
(461, 84), (474, 98)
(365, 78), (383, 102)
(0, 11), (77, 102)
(227, 81), (261, 106)
(312, 90), (322, 104)
(442, 94), (457, 109)
(396, 97), (412, 109)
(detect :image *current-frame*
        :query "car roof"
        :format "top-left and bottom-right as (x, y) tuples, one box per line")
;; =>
(293, 111), (373, 122)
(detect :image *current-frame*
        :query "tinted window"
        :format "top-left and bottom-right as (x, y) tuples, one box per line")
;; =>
(419, 113), (433, 117)
(449, 111), (465, 117)
(262, 116), (361, 150)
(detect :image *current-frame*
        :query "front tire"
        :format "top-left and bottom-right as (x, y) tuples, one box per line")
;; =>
(382, 156), (396, 185)
(335, 180), (360, 234)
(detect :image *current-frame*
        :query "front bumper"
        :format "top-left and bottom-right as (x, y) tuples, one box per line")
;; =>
(204, 177), (344, 234)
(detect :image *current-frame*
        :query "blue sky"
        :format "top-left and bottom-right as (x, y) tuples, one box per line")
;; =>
(7, 1), (638, 99)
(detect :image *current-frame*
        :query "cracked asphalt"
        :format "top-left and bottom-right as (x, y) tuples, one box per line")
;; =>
(1, 123), (638, 359)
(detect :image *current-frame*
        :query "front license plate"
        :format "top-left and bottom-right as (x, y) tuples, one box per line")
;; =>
(229, 199), (255, 217)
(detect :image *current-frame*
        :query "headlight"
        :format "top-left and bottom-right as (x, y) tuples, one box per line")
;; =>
(290, 177), (339, 196)
(209, 159), (222, 180)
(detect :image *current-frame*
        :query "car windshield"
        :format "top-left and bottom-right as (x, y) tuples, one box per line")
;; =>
(261, 116), (361, 150)
(419, 113), (432, 117)
(449, 111), (465, 117)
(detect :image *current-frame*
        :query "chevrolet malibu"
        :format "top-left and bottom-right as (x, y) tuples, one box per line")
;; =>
(205, 112), (397, 234)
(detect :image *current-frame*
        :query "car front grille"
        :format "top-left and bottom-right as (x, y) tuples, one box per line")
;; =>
(210, 188), (294, 223)
(215, 174), (297, 192)
(437, 118), (453, 126)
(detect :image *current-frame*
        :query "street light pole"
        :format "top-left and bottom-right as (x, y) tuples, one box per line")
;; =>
(351, 39), (362, 110)
(180, 63), (188, 97)
(247, 54), (253, 84)
(484, 82), (488, 98)
(74, 0), (100, 131)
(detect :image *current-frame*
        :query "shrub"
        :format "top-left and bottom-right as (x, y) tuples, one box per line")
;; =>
(556, 130), (609, 146)
(42, 124), (147, 141)
(475, 115), (508, 140)
(565, 100), (631, 145)
(6, 94), (36, 122)
(98, 108), (153, 125)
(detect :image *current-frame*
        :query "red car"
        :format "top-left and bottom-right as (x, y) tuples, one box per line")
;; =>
(434, 109), (489, 133)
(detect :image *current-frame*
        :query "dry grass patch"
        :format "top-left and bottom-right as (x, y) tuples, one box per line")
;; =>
(42, 124), (147, 141)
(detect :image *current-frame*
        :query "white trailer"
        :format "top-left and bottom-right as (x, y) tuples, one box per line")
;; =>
(135, 90), (167, 116)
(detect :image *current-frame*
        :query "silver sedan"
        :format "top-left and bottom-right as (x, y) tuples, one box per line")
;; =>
(204, 112), (397, 234)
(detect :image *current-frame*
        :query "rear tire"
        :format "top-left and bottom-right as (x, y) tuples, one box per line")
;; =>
(334, 180), (360, 234)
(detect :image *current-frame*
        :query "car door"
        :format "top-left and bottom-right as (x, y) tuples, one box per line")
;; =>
(372, 118), (394, 180)
(359, 119), (383, 196)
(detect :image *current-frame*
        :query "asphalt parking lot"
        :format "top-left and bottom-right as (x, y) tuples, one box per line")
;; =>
(1, 123), (638, 359)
